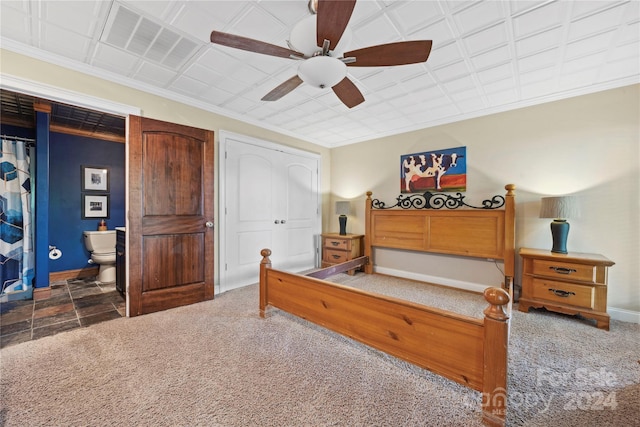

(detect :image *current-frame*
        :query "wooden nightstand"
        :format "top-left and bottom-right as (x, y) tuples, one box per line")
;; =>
(321, 233), (364, 275)
(519, 248), (615, 330)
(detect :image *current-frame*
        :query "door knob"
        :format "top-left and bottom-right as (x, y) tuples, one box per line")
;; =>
(274, 220), (280, 224)
(281, 219), (286, 224)
(205, 221), (214, 228)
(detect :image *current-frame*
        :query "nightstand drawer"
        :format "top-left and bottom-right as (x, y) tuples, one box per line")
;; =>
(323, 248), (349, 263)
(324, 237), (351, 251)
(532, 259), (596, 283)
(531, 278), (595, 309)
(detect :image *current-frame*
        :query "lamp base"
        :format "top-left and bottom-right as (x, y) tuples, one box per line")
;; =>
(550, 220), (570, 254)
(339, 215), (347, 236)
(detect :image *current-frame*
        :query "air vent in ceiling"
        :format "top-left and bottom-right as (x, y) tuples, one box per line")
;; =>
(101, 2), (199, 70)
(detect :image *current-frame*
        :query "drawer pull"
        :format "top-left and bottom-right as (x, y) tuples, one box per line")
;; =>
(331, 241), (340, 246)
(549, 266), (577, 275)
(331, 254), (342, 260)
(548, 288), (576, 298)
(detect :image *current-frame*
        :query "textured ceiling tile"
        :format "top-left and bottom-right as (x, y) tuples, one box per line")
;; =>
(515, 27), (563, 57)
(512, 1), (564, 39)
(388, 0), (444, 34)
(41, 0), (104, 35)
(170, 74), (211, 97)
(471, 45), (511, 70)
(92, 43), (141, 76)
(182, 62), (223, 85)
(509, 1), (549, 15)
(561, 52), (608, 75)
(486, 88), (519, 105)
(463, 24), (508, 56)
(519, 65), (556, 85)
(221, 94), (259, 114)
(351, 13), (401, 48)
(567, 4), (626, 41)
(482, 77), (516, 95)
(618, 20), (640, 45)
(0, 4), (31, 42)
(564, 30), (617, 60)
(230, 4), (289, 43)
(608, 40), (640, 62)
(599, 56), (640, 80)
(476, 63), (514, 85)
(408, 18), (456, 45)
(517, 48), (560, 73)
(432, 60), (471, 82)
(453, 1), (505, 35)
(41, 23), (92, 60)
(428, 41), (464, 68)
(558, 68), (599, 89)
(133, 62), (177, 87)
(443, 75), (476, 93)
(569, 0), (625, 19)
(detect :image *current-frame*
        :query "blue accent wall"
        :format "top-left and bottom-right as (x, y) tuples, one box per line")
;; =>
(35, 112), (50, 287)
(49, 133), (125, 273)
(1, 123), (125, 278)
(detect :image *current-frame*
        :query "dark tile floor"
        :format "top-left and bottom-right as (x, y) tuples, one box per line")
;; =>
(0, 278), (125, 349)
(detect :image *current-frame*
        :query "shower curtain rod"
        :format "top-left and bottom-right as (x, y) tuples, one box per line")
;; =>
(1, 135), (36, 145)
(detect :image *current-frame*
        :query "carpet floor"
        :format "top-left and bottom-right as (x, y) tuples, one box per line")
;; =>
(1, 273), (638, 426)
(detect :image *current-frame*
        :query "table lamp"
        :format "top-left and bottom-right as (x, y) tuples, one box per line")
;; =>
(539, 196), (580, 254)
(335, 201), (350, 235)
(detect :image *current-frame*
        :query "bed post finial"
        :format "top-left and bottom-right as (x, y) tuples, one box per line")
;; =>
(366, 191), (372, 200)
(504, 184), (515, 197)
(483, 287), (510, 321)
(259, 249), (272, 318)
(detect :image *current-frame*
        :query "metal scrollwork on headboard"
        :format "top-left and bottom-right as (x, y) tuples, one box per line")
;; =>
(371, 192), (505, 210)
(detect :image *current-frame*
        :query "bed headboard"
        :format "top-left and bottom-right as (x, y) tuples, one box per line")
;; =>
(364, 184), (516, 287)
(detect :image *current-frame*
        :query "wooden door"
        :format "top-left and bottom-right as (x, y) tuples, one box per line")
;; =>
(128, 116), (214, 316)
(221, 136), (319, 292)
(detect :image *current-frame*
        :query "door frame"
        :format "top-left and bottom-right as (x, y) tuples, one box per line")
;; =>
(218, 130), (322, 294)
(1, 76), (139, 315)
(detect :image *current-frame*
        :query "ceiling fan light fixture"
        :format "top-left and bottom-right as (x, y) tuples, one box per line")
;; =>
(298, 56), (347, 89)
(289, 15), (352, 57)
(308, 0), (318, 14)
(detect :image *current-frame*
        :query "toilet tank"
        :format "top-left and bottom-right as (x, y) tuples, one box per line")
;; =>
(83, 230), (116, 252)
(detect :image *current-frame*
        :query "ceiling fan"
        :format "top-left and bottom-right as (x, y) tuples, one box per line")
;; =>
(210, 0), (432, 108)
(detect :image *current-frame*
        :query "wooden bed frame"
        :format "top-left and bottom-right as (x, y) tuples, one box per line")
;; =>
(259, 184), (516, 427)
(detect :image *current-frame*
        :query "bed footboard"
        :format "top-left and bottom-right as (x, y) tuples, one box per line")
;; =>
(259, 250), (510, 426)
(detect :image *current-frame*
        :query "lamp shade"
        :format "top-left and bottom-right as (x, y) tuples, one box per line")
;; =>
(335, 201), (350, 216)
(539, 196), (580, 219)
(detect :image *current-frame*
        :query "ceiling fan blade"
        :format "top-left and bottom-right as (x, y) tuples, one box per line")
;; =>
(211, 31), (304, 59)
(261, 75), (304, 101)
(344, 41), (433, 67)
(332, 77), (364, 109)
(317, 0), (356, 51)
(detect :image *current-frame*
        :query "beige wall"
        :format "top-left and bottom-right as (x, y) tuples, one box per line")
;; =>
(329, 84), (639, 315)
(3, 49), (638, 317)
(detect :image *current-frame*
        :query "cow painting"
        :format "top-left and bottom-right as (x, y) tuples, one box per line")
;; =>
(400, 147), (466, 193)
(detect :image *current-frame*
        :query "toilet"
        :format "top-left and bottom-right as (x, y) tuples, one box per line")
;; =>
(83, 230), (116, 283)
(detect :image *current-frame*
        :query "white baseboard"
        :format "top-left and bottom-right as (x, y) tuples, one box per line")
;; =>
(608, 307), (640, 324)
(373, 266), (489, 294)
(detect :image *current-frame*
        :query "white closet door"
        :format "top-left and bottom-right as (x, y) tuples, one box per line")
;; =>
(220, 134), (320, 292)
(276, 151), (319, 272)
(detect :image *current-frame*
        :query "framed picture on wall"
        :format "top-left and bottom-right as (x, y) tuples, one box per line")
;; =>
(82, 165), (109, 192)
(400, 146), (467, 193)
(82, 194), (110, 219)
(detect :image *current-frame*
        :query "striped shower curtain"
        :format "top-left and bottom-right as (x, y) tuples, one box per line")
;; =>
(1, 137), (34, 298)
